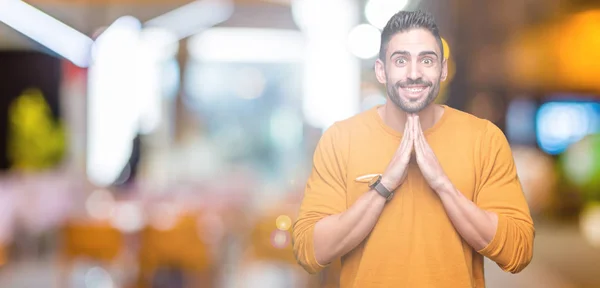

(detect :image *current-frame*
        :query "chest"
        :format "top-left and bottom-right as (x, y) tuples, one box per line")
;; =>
(345, 134), (477, 208)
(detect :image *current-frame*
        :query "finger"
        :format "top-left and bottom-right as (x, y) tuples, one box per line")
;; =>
(413, 118), (426, 158)
(413, 115), (420, 142)
(398, 116), (412, 149)
(400, 117), (413, 161)
(413, 134), (425, 167)
(398, 129), (411, 156)
(414, 115), (422, 135)
(416, 119), (430, 154)
(408, 116), (416, 148)
(396, 127), (408, 154)
(398, 132), (408, 152)
(418, 118), (425, 138)
(418, 126), (428, 158)
(398, 118), (414, 162)
(408, 116), (415, 144)
(415, 131), (424, 157)
(420, 133), (430, 155)
(414, 116), (422, 139)
(406, 116), (413, 140)
(400, 144), (412, 165)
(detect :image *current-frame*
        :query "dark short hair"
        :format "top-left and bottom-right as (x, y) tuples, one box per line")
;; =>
(379, 10), (444, 62)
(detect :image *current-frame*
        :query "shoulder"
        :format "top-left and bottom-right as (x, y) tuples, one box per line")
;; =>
(444, 106), (507, 140)
(445, 106), (489, 132)
(321, 108), (375, 141)
(452, 110), (512, 161)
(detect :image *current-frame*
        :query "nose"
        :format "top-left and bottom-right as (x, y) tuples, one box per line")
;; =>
(407, 60), (422, 80)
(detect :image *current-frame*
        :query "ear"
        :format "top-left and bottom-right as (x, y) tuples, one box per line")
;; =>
(441, 58), (448, 82)
(375, 59), (387, 84)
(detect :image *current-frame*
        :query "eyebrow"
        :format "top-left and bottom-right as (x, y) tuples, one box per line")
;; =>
(389, 50), (439, 59)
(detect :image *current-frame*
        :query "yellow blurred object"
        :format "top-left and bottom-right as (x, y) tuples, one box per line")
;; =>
(441, 37), (450, 60)
(138, 214), (211, 275)
(437, 37), (455, 104)
(505, 25), (556, 91)
(580, 201), (600, 248)
(61, 221), (124, 262)
(0, 244), (5, 267)
(555, 10), (600, 91)
(506, 10), (600, 92)
(248, 214), (296, 263)
(276, 214), (292, 231)
(246, 201), (300, 264)
(7, 88), (66, 171)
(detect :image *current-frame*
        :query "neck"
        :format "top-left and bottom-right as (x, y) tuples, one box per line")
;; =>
(379, 102), (442, 134)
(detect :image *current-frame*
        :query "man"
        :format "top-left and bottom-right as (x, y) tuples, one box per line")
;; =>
(292, 10), (534, 288)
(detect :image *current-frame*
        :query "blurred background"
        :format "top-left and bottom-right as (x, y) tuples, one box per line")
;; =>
(0, 0), (599, 287)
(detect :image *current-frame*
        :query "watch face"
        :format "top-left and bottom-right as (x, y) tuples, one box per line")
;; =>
(368, 175), (381, 188)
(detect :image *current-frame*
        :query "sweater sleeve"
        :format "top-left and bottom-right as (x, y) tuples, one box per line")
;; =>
(474, 121), (535, 274)
(292, 123), (348, 274)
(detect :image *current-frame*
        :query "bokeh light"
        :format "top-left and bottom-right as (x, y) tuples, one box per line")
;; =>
(149, 202), (180, 231)
(561, 134), (600, 200)
(198, 212), (225, 245)
(270, 230), (290, 249)
(365, 0), (410, 30)
(580, 202), (600, 248)
(347, 24), (381, 59)
(361, 93), (387, 111)
(512, 146), (556, 215)
(275, 215), (292, 231)
(84, 266), (114, 288)
(85, 189), (115, 220)
(536, 101), (600, 155)
(109, 201), (144, 233)
(506, 98), (538, 145)
(233, 67), (266, 100)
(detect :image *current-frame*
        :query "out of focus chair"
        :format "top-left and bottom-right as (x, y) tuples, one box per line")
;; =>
(61, 221), (123, 262)
(0, 243), (6, 268)
(59, 220), (125, 287)
(137, 213), (214, 288)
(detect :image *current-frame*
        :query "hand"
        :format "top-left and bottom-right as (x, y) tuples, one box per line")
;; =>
(381, 116), (414, 191)
(411, 114), (452, 193)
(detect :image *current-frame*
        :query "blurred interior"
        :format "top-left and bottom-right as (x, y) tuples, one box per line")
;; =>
(1, 0), (600, 287)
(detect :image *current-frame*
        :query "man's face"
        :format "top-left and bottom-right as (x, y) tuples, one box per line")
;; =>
(375, 28), (447, 113)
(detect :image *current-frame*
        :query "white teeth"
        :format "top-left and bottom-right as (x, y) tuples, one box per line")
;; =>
(404, 87), (425, 92)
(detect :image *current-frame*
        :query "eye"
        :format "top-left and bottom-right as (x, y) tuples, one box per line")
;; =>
(422, 58), (433, 65)
(395, 58), (407, 65)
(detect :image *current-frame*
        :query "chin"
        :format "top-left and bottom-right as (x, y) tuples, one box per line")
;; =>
(400, 95), (426, 104)
(397, 99), (429, 113)
(401, 106), (426, 114)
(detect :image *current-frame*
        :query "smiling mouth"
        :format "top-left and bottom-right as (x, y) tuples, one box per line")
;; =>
(401, 85), (429, 96)
(402, 86), (427, 93)
(398, 86), (429, 101)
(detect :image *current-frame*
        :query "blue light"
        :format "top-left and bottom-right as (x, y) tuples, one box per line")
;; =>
(536, 101), (600, 155)
(506, 98), (537, 145)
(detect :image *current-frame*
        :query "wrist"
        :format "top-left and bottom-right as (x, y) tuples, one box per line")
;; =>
(380, 176), (399, 192)
(368, 189), (388, 203)
(433, 178), (457, 196)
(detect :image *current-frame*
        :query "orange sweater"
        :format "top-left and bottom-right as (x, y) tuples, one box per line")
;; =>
(293, 105), (534, 288)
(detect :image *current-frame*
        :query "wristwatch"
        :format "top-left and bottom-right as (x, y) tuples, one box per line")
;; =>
(368, 174), (394, 202)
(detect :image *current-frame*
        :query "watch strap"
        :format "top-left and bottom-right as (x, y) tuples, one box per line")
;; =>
(374, 182), (393, 201)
